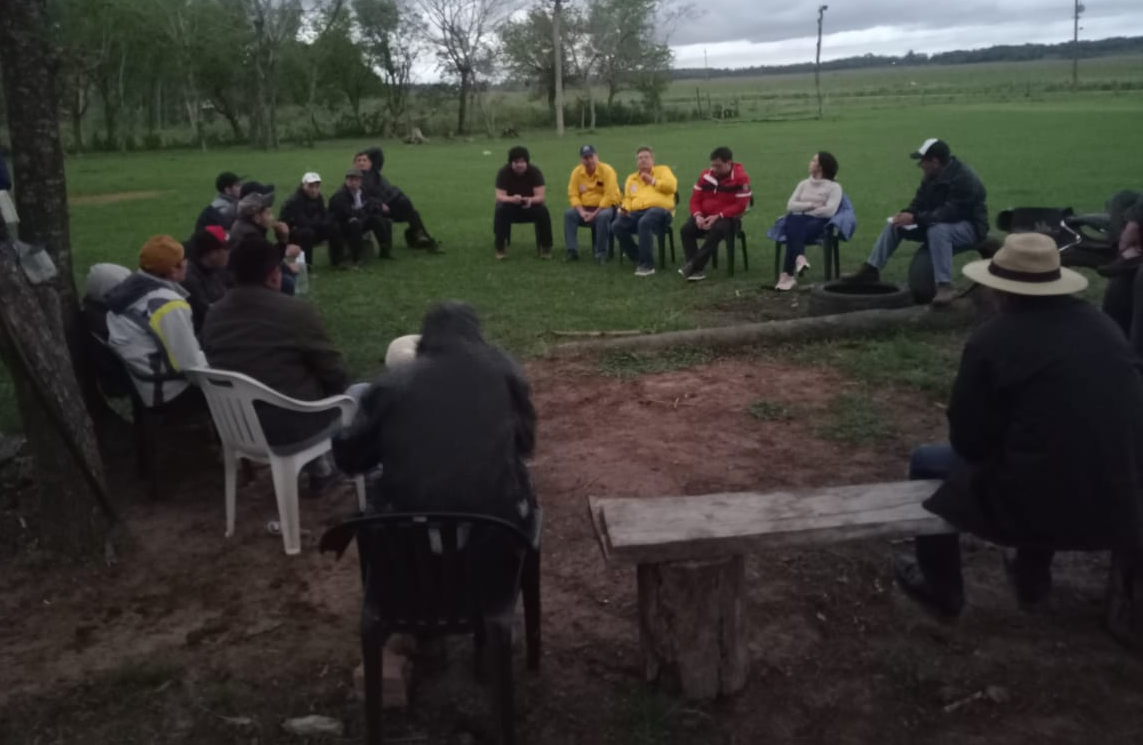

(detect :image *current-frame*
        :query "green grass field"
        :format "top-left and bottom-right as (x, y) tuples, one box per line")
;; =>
(2, 93), (1141, 431)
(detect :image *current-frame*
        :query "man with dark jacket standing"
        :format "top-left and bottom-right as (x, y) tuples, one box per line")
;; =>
(328, 168), (392, 265)
(895, 233), (1143, 619)
(279, 172), (342, 269)
(842, 138), (988, 306)
(332, 301), (537, 530)
(353, 147), (441, 253)
(678, 146), (753, 282)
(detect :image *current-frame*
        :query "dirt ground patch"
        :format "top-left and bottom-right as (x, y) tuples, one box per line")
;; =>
(2, 356), (1142, 744)
(70, 190), (165, 206)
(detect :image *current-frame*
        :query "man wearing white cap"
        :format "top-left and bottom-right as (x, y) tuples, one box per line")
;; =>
(894, 233), (1143, 620)
(280, 172), (341, 269)
(841, 138), (988, 307)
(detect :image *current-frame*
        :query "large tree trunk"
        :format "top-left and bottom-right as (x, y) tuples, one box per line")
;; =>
(552, 0), (565, 136)
(0, 0), (115, 560)
(456, 69), (470, 135)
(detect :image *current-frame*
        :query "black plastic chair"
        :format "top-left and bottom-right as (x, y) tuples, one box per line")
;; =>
(321, 511), (542, 745)
(710, 196), (754, 276)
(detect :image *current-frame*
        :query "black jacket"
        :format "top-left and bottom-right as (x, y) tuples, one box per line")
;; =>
(332, 302), (537, 526)
(279, 187), (330, 233)
(180, 258), (233, 335)
(363, 146), (402, 204)
(905, 157), (989, 241)
(925, 296), (1143, 550)
(328, 185), (378, 224)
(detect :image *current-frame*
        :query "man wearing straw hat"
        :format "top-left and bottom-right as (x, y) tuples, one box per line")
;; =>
(895, 233), (1143, 617)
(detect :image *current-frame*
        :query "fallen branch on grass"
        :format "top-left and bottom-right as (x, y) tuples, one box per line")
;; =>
(550, 329), (644, 338)
(547, 298), (980, 357)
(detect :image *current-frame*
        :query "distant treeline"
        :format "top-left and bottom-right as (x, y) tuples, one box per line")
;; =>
(672, 36), (1143, 80)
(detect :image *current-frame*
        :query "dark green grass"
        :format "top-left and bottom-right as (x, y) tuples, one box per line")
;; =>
(2, 99), (1140, 430)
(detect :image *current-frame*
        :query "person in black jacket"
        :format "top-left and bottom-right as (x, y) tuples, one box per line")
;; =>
(841, 139), (988, 307)
(894, 233), (1143, 618)
(228, 189), (301, 295)
(332, 301), (537, 530)
(181, 225), (234, 334)
(328, 168), (392, 266)
(279, 172), (343, 269)
(194, 171), (243, 233)
(353, 147), (442, 253)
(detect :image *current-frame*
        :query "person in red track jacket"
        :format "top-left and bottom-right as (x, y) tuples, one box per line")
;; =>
(679, 146), (753, 281)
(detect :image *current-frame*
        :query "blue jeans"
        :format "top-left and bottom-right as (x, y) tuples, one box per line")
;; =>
(908, 443), (962, 480)
(867, 220), (978, 284)
(563, 207), (615, 259)
(612, 207), (671, 269)
(782, 213), (830, 275)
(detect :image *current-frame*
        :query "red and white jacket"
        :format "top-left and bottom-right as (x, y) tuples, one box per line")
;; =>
(688, 162), (752, 220)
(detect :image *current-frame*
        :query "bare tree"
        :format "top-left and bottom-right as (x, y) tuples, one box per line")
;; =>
(356, 0), (422, 136)
(815, 4), (828, 119)
(552, 0), (565, 136)
(417, 0), (514, 135)
(239, 0), (304, 148)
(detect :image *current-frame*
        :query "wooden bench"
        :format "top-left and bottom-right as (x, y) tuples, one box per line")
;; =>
(588, 480), (953, 700)
(590, 481), (1143, 700)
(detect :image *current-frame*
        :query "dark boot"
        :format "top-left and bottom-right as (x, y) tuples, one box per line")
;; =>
(893, 555), (965, 618)
(838, 262), (881, 285)
(1003, 549), (1054, 609)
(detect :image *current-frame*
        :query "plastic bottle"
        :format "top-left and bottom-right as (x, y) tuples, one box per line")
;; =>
(294, 253), (309, 295)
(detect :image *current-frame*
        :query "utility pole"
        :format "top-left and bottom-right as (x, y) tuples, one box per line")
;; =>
(815, 5), (829, 119)
(553, 0), (565, 136)
(1072, 1), (1085, 91)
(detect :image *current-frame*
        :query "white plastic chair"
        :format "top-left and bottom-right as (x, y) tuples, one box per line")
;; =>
(184, 366), (366, 555)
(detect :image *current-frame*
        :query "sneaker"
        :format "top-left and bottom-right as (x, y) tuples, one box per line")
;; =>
(564, 252), (580, 262)
(892, 555), (965, 618)
(685, 272), (706, 282)
(775, 273), (797, 291)
(495, 250), (507, 260)
(538, 247), (552, 259)
(634, 266), (656, 277)
(931, 283), (957, 308)
(795, 255), (811, 277)
(838, 263), (881, 285)
(678, 261), (696, 278)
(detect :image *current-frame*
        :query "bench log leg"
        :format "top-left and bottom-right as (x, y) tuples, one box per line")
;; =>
(1106, 549), (1143, 649)
(637, 555), (747, 700)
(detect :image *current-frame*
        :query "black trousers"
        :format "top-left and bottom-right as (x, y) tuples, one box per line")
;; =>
(915, 533), (1055, 598)
(335, 215), (392, 264)
(385, 194), (429, 239)
(290, 223), (342, 267)
(493, 202), (553, 251)
(680, 216), (738, 272)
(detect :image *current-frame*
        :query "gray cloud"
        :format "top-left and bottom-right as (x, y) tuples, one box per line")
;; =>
(668, 0), (1143, 49)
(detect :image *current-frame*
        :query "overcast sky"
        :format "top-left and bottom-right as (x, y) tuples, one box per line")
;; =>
(668, 1), (1143, 69)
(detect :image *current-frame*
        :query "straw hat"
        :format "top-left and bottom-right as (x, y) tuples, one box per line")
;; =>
(962, 233), (1087, 296)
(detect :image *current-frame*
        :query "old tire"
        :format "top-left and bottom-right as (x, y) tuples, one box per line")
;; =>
(808, 281), (916, 316)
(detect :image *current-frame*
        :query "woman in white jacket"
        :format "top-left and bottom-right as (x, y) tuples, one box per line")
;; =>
(776, 152), (842, 291)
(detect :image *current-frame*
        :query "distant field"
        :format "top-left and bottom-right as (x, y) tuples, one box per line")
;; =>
(1, 91), (1140, 430)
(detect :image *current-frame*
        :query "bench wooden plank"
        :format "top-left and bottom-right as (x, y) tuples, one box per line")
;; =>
(588, 481), (954, 564)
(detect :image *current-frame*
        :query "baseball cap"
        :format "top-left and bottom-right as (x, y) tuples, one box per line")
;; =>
(237, 191), (274, 217)
(909, 138), (950, 161)
(345, 168), (364, 178)
(138, 235), (185, 275)
(579, 145), (596, 158)
(239, 180), (275, 198)
(301, 172), (322, 185)
(215, 171), (241, 193)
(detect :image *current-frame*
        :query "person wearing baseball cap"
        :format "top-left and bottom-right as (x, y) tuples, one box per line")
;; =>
(181, 225), (234, 334)
(328, 167), (393, 267)
(280, 171), (343, 270)
(226, 185), (303, 295)
(893, 232), (1143, 620)
(564, 144), (621, 262)
(840, 137), (989, 307)
(105, 235), (207, 408)
(194, 171), (244, 232)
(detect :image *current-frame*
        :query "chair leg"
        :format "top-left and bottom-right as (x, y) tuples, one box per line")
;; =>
(740, 233), (749, 272)
(361, 618), (386, 745)
(223, 448), (238, 538)
(774, 241), (783, 282)
(668, 231), (676, 264)
(488, 619), (515, 745)
(269, 457), (303, 555)
(657, 231), (666, 268)
(726, 236), (735, 277)
(354, 475), (367, 513)
(523, 548), (541, 672)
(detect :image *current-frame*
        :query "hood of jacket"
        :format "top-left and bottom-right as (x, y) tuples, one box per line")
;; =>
(106, 271), (188, 313)
(417, 301), (484, 355)
(365, 147), (385, 174)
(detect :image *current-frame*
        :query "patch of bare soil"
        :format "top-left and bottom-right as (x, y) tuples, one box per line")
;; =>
(1, 357), (1141, 745)
(71, 190), (165, 206)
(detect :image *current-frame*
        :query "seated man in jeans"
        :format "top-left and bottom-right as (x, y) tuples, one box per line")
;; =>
(493, 145), (552, 260)
(678, 146), (752, 282)
(612, 146), (677, 277)
(895, 234), (1143, 618)
(279, 171), (343, 269)
(563, 145), (621, 263)
(328, 168), (392, 266)
(840, 138), (988, 307)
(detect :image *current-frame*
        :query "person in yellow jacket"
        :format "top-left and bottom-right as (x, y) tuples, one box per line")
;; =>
(613, 147), (678, 276)
(564, 144), (621, 262)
